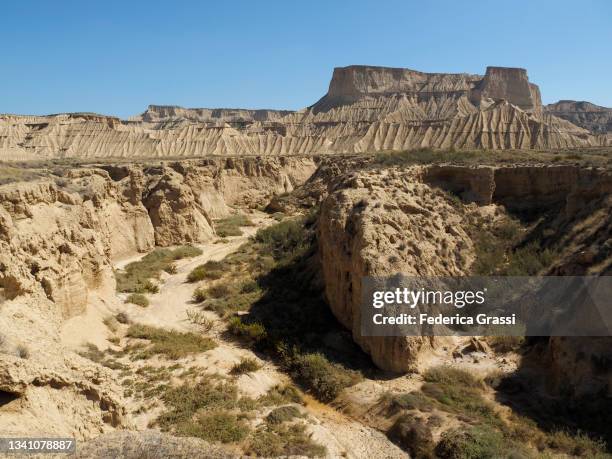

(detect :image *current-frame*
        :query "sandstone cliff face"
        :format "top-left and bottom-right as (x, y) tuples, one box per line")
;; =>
(0, 173), (150, 438)
(0, 156), (317, 439)
(317, 161), (612, 380)
(317, 166), (474, 372)
(0, 66), (605, 161)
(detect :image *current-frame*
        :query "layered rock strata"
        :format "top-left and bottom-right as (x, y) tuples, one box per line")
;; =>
(1, 66), (607, 161)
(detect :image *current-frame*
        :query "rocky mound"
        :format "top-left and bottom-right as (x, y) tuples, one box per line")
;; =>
(1, 66), (608, 161)
(545, 100), (612, 134)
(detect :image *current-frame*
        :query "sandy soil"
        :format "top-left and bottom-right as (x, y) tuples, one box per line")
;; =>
(60, 212), (407, 458)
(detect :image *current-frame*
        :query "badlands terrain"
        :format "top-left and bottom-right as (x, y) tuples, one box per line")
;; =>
(1, 65), (612, 161)
(0, 64), (611, 458)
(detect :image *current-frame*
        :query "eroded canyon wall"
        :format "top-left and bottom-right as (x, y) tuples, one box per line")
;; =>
(0, 156), (316, 438)
(317, 161), (612, 394)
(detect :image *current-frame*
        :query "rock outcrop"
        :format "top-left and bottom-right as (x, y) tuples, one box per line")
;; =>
(545, 100), (612, 134)
(317, 166), (474, 372)
(317, 161), (612, 376)
(0, 66), (607, 161)
(0, 156), (317, 439)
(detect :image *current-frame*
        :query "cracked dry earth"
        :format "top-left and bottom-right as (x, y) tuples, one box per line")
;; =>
(61, 213), (407, 459)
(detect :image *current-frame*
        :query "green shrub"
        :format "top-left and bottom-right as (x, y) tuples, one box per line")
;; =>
(423, 366), (481, 387)
(144, 280), (159, 293)
(171, 245), (203, 260)
(103, 316), (119, 333)
(126, 293), (149, 307)
(546, 429), (607, 457)
(116, 246), (201, 292)
(207, 284), (232, 299)
(230, 357), (262, 375)
(177, 412), (249, 443)
(248, 424), (326, 457)
(126, 324), (216, 359)
(291, 352), (361, 402)
(259, 384), (304, 406)
(254, 219), (308, 261)
(215, 214), (254, 237)
(502, 242), (557, 276)
(239, 279), (259, 294)
(388, 414), (435, 459)
(187, 261), (225, 283)
(384, 391), (436, 413)
(435, 426), (508, 459)
(115, 312), (130, 324)
(266, 405), (302, 425)
(192, 287), (206, 303)
(227, 317), (267, 343)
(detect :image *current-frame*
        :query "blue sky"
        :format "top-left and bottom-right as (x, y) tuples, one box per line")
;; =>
(1, 0), (610, 118)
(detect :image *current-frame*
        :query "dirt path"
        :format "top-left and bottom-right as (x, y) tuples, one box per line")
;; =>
(64, 212), (407, 458)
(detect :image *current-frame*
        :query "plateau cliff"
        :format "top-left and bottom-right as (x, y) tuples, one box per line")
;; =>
(0, 66), (608, 161)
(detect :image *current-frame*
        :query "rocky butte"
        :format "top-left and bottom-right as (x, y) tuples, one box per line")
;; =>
(1, 65), (611, 161)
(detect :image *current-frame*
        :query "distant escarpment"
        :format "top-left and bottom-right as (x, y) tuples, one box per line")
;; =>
(1, 66), (609, 161)
(545, 100), (612, 134)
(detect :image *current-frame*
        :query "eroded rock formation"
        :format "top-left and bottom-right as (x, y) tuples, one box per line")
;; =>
(0, 156), (316, 438)
(545, 100), (612, 135)
(1, 66), (608, 161)
(317, 161), (612, 382)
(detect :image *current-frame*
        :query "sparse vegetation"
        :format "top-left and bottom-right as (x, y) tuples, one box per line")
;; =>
(435, 425), (510, 459)
(16, 344), (30, 359)
(116, 246), (202, 293)
(289, 352), (362, 403)
(382, 365), (610, 457)
(186, 260), (226, 282)
(154, 375), (257, 445)
(265, 405), (302, 424)
(227, 317), (267, 343)
(177, 411), (250, 443)
(388, 414), (435, 458)
(258, 384), (304, 406)
(214, 214), (255, 237)
(115, 312), (130, 324)
(230, 357), (261, 375)
(126, 293), (149, 307)
(206, 284), (232, 299)
(185, 308), (214, 331)
(126, 324), (216, 359)
(103, 316), (119, 333)
(248, 423), (326, 457)
(191, 287), (206, 302)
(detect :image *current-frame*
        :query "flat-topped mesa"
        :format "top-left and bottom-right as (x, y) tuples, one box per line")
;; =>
(322, 64), (542, 113)
(471, 66), (542, 112)
(325, 65), (481, 99)
(136, 105), (294, 123)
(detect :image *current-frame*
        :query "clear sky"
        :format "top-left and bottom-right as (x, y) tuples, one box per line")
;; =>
(1, 0), (610, 118)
